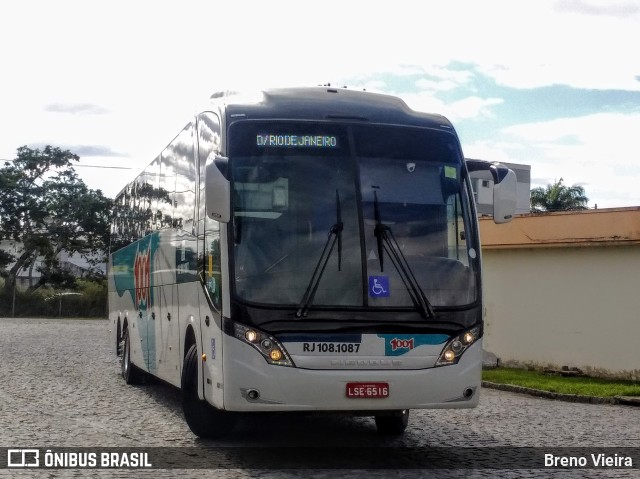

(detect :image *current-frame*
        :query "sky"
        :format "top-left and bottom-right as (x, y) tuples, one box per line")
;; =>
(1, 0), (639, 208)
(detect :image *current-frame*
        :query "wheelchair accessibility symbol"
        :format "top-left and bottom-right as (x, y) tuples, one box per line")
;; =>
(368, 276), (390, 298)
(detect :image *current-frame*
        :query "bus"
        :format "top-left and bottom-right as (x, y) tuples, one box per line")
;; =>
(109, 86), (516, 438)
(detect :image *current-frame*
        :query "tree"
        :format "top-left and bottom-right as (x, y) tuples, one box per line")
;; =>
(530, 178), (589, 212)
(0, 146), (112, 291)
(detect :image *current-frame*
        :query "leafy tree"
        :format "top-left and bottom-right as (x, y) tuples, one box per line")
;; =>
(0, 145), (112, 291)
(530, 178), (589, 212)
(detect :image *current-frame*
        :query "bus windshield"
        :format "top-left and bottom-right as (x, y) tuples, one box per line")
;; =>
(229, 121), (477, 310)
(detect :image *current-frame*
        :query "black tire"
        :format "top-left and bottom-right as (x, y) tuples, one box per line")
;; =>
(181, 344), (236, 438)
(121, 328), (143, 384)
(375, 409), (410, 435)
(116, 320), (122, 357)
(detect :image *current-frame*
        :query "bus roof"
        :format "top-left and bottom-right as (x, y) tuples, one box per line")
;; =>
(210, 87), (455, 130)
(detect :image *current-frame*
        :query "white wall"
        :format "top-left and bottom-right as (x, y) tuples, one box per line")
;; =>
(482, 246), (640, 380)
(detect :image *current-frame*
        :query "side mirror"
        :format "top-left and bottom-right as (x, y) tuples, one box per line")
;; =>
(492, 167), (517, 224)
(205, 155), (231, 223)
(466, 159), (517, 224)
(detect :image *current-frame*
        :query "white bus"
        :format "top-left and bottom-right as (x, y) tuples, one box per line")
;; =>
(109, 87), (516, 437)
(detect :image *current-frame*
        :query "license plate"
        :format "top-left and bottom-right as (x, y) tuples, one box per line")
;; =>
(346, 382), (389, 398)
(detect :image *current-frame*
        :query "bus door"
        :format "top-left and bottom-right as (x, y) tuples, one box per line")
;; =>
(197, 220), (225, 408)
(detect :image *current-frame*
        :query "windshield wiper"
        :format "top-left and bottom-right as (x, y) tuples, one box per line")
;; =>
(373, 190), (385, 272)
(373, 190), (435, 319)
(296, 190), (343, 318)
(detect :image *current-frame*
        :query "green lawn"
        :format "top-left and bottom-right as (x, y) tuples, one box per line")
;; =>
(482, 367), (640, 397)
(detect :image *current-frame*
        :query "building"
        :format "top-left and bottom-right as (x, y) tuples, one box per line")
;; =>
(479, 207), (640, 380)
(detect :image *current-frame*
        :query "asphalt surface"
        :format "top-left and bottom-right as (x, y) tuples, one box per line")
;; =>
(0, 318), (638, 478)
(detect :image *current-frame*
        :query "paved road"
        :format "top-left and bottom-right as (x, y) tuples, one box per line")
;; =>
(0, 318), (637, 478)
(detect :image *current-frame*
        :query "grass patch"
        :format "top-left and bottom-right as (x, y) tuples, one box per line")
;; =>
(482, 367), (640, 397)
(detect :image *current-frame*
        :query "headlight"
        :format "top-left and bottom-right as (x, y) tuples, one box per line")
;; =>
(435, 326), (481, 367)
(230, 322), (294, 367)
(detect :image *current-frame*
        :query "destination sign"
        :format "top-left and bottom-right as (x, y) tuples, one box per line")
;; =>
(257, 134), (338, 148)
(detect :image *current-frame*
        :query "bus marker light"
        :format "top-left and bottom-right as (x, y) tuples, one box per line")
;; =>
(202, 353), (207, 362)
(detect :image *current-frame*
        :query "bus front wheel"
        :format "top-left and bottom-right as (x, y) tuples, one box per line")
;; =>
(181, 344), (236, 438)
(374, 409), (409, 435)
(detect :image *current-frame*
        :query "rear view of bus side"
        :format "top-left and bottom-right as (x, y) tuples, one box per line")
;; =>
(109, 87), (516, 437)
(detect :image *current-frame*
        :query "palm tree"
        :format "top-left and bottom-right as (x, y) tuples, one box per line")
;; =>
(530, 178), (589, 212)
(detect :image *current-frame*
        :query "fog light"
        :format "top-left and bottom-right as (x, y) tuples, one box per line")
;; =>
(270, 349), (283, 361)
(245, 330), (258, 343)
(443, 350), (455, 361)
(247, 389), (260, 400)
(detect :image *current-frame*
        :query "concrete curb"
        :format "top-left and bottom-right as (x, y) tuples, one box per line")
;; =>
(615, 395), (640, 406)
(481, 381), (639, 406)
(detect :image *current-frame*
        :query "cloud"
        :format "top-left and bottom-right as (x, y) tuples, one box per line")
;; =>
(414, 64), (476, 92)
(351, 63), (502, 121)
(402, 93), (504, 122)
(493, 112), (640, 207)
(27, 143), (125, 158)
(450, 97), (505, 121)
(45, 103), (109, 115)
(502, 112), (640, 148)
(463, 140), (525, 165)
(555, 0), (640, 18)
(69, 145), (126, 157)
(458, 2), (640, 91)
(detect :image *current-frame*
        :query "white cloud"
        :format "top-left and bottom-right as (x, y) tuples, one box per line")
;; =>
(496, 113), (640, 207)
(463, 141), (523, 165)
(502, 112), (640, 164)
(470, 2), (640, 91)
(414, 66), (475, 92)
(449, 97), (505, 121)
(402, 94), (504, 122)
(555, 0), (640, 18)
